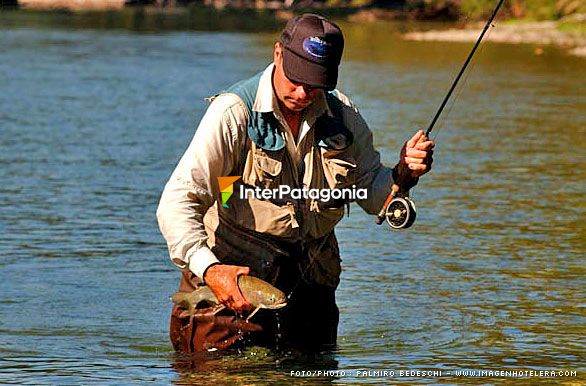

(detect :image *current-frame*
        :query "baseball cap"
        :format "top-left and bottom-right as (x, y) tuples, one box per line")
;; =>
(279, 14), (344, 91)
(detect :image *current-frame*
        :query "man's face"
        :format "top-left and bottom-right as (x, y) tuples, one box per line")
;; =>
(273, 42), (323, 113)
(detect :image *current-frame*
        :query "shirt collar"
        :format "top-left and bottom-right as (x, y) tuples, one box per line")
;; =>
(252, 63), (334, 120)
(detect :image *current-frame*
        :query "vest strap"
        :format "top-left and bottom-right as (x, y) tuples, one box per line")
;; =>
(224, 72), (286, 151)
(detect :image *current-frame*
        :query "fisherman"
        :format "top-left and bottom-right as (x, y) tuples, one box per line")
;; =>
(157, 13), (434, 353)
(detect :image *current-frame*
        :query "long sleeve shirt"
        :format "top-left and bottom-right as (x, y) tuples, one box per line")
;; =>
(157, 64), (396, 278)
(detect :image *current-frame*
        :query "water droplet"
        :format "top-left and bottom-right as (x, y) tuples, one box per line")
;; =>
(275, 311), (282, 352)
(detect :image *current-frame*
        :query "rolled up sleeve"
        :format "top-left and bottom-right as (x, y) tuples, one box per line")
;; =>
(156, 94), (247, 278)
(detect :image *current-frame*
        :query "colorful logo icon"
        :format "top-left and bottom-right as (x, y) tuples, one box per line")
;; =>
(218, 176), (241, 208)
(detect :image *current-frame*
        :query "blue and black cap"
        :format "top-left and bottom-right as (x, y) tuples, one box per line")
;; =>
(279, 14), (344, 91)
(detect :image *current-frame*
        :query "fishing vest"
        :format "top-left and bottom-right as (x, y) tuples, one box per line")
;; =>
(205, 71), (357, 288)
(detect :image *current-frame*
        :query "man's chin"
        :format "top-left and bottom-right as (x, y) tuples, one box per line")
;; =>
(287, 101), (311, 111)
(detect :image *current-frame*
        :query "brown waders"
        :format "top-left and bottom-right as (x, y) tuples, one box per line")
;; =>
(170, 240), (339, 353)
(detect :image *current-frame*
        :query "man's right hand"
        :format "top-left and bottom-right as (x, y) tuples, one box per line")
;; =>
(203, 264), (253, 313)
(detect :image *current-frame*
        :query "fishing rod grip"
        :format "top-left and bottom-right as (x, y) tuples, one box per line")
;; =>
(375, 133), (428, 225)
(375, 184), (399, 224)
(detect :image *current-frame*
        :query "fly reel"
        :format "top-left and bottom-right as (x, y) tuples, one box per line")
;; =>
(385, 196), (416, 229)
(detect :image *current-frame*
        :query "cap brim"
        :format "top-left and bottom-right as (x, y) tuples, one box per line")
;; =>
(282, 47), (338, 91)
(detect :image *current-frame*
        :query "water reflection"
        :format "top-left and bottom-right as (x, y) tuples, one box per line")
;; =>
(170, 349), (339, 385)
(0, 7), (283, 32)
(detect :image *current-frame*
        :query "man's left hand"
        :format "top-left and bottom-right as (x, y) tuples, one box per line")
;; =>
(402, 130), (434, 178)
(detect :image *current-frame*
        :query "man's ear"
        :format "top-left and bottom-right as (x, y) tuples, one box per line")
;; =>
(274, 42), (283, 64)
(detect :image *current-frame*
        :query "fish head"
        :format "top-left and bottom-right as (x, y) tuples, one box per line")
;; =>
(260, 290), (288, 310)
(239, 275), (288, 309)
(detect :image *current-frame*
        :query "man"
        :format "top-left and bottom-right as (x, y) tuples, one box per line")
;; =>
(157, 14), (433, 353)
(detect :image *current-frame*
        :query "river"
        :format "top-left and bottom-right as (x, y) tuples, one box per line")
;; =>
(1, 9), (584, 385)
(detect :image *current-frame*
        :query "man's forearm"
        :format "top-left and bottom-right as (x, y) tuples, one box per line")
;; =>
(156, 175), (216, 276)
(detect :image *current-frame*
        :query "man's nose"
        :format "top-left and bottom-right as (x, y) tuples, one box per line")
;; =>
(294, 85), (308, 99)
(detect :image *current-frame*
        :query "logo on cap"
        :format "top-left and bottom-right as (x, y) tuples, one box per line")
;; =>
(302, 36), (331, 59)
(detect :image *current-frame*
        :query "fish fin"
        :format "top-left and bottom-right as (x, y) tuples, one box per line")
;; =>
(188, 305), (225, 320)
(245, 305), (262, 322)
(211, 304), (226, 315)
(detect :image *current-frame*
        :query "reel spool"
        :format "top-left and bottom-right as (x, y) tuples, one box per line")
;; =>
(385, 197), (417, 229)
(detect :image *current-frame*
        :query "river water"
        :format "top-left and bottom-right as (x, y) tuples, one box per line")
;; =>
(1, 10), (584, 385)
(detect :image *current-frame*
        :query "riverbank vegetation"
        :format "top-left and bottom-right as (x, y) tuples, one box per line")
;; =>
(4, 0), (586, 23)
(2, 0), (584, 55)
(400, 2), (585, 56)
(459, 0), (585, 20)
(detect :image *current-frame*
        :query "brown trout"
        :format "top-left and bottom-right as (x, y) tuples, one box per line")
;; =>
(170, 275), (287, 317)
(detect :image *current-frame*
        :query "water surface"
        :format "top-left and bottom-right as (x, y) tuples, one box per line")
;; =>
(1, 11), (585, 385)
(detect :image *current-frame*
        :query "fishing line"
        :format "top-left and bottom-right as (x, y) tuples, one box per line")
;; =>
(375, 0), (506, 229)
(417, 24), (494, 221)
(424, 0), (505, 139)
(283, 27), (494, 297)
(285, 236), (330, 301)
(432, 22), (496, 143)
(283, 0), (506, 307)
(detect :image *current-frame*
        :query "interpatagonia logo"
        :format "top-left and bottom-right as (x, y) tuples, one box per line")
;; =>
(218, 175), (368, 207)
(217, 176), (241, 208)
(239, 185), (367, 202)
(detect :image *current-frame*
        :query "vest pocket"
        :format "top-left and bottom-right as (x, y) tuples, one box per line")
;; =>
(301, 231), (342, 288)
(306, 204), (344, 239)
(321, 148), (357, 190)
(252, 148), (283, 189)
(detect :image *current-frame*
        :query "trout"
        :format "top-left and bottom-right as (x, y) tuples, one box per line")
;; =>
(170, 275), (287, 318)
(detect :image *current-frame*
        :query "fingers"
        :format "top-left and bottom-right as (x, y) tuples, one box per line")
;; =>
(407, 153), (434, 167)
(414, 140), (434, 151)
(230, 292), (253, 313)
(218, 292), (250, 313)
(236, 266), (250, 277)
(407, 162), (428, 171)
(232, 266), (252, 311)
(405, 147), (433, 164)
(405, 147), (430, 159)
(404, 131), (434, 178)
(405, 148), (434, 162)
(404, 157), (426, 166)
(408, 155), (434, 177)
(204, 264), (253, 313)
(406, 129), (425, 149)
(224, 297), (243, 313)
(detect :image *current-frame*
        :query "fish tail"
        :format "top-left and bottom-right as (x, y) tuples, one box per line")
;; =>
(170, 287), (211, 313)
(170, 291), (189, 304)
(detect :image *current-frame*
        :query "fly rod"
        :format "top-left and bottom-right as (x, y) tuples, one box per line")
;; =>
(375, 0), (506, 229)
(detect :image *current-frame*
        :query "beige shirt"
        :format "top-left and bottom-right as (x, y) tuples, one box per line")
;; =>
(157, 64), (395, 278)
